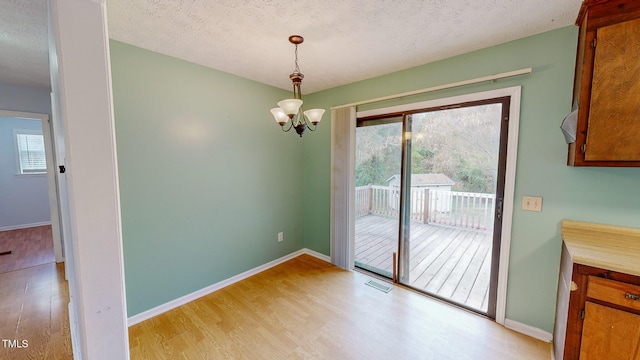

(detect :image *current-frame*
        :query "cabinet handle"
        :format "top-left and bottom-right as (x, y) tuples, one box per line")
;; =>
(626, 293), (640, 301)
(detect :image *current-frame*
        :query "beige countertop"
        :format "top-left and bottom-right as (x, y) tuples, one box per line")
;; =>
(562, 219), (640, 277)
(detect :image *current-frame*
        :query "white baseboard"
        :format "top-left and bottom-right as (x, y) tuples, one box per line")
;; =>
(0, 221), (52, 232)
(504, 319), (553, 343)
(303, 248), (331, 262)
(127, 248), (331, 326)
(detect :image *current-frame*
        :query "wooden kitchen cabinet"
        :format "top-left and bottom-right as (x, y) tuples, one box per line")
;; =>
(580, 302), (640, 359)
(568, 0), (640, 166)
(555, 220), (640, 359)
(556, 257), (640, 359)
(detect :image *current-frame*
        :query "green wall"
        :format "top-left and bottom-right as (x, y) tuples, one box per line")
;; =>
(303, 26), (640, 333)
(110, 41), (305, 316)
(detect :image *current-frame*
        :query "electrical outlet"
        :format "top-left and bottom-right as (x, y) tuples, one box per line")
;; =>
(278, 232), (284, 242)
(522, 196), (543, 212)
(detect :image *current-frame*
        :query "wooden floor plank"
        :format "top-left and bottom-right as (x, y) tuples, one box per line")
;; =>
(438, 231), (484, 299)
(451, 232), (492, 306)
(0, 226), (55, 274)
(467, 243), (493, 309)
(355, 214), (493, 312)
(410, 227), (466, 287)
(129, 254), (550, 360)
(422, 230), (476, 293)
(0, 263), (72, 360)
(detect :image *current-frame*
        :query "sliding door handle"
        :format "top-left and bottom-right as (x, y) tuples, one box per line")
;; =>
(496, 198), (504, 221)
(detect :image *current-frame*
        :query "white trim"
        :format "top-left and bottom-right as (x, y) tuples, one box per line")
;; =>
(127, 249), (331, 326)
(49, 89), (72, 269)
(495, 86), (521, 325)
(357, 87), (518, 118)
(504, 319), (553, 343)
(304, 248), (331, 263)
(0, 221), (52, 232)
(49, 0), (129, 358)
(354, 86), (521, 325)
(40, 111), (65, 263)
(13, 173), (48, 177)
(335, 68), (532, 110)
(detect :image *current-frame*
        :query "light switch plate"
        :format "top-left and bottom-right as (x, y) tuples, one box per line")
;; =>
(522, 196), (542, 212)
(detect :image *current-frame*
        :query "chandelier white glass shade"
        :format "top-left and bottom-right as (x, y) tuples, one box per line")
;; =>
(270, 35), (325, 137)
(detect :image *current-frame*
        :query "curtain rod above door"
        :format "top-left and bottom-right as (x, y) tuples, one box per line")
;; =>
(331, 67), (532, 110)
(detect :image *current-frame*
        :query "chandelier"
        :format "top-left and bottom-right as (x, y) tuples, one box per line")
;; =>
(270, 35), (324, 137)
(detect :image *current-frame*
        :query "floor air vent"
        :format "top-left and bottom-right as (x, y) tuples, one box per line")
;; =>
(365, 280), (392, 293)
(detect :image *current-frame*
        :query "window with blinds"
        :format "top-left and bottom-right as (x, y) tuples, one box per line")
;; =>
(16, 132), (47, 174)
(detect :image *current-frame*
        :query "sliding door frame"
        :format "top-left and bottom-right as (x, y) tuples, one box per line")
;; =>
(332, 86), (521, 325)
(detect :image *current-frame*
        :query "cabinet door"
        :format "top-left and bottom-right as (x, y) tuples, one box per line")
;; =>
(579, 302), (640, 359)
(586, 18), (640, 161)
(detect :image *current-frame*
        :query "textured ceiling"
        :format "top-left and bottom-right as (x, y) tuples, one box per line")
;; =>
(1, 0), (49, 88)
(3, 0), (583, 93)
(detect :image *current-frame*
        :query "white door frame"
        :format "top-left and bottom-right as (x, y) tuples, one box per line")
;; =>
(338, 86), (521, 325)
(49, 0), (130, 358)
(0, 110), (64, 262)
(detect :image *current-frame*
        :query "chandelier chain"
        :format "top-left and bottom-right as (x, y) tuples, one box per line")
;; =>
(294, 44), (300, 74)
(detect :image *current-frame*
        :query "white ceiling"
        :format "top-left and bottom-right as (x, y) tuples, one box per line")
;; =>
(3, 0), (583, 93)
(1, 0), (50, 88)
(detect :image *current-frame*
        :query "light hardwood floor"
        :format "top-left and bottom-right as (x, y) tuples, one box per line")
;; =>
(130, 254), (551, 359)
(0, 226), (55, 274)
(0, 262), (72, 360)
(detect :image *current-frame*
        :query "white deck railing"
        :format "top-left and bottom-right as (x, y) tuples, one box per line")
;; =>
(355, 185), (495, 230)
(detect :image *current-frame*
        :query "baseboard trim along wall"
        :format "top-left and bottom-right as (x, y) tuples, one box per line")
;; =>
(0, 221), (52, 232)
(504, 319), (553, 343)
(127, 248), (331, 326)
(301, 248), (331, 263)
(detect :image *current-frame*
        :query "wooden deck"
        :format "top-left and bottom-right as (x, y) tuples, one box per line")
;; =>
(355, 214), (493, 312)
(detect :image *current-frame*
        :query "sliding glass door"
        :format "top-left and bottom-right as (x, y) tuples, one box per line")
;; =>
(354, 117), (402, 279)
(354, 97), (510, 318)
